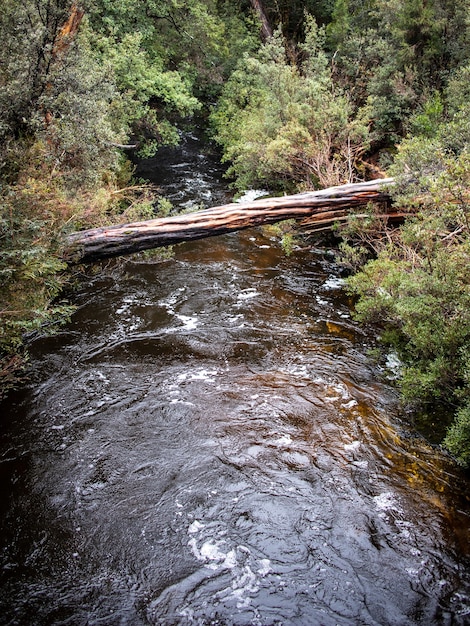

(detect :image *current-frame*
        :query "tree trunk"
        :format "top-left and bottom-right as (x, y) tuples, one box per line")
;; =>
(43, 3), (85, 131)
(249, 0), (273, 40)
(54, 3), (85, 57)
(64, 178), (396, 264)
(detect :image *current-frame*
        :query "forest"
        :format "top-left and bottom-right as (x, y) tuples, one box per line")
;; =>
(1, 0), (470, 466)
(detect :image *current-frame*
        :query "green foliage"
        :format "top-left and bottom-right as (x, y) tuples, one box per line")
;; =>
(88, 0), (259, 100)
(326, 0), (470, 145)
(408, 92), (444, 138)
(349, 243), (470, 388)
(0, 0), (259, 183)
(39, 27), (124, 185)
(0, 176), (76, 397)
(0, 0), (71, 140)
(326, 0), (350, 51)
(444, 404), (470, 466)
(0, 0), (262, 398)
(446, 63), (470, 115)
(245, 0), (335, 40)
(348, 239), (470, 466)
(85, 21), (201, 153)
(1, 0), (470, 473)
(0, 3), (123, 184)
(211, 18), (369, 192)
(263, 219), (298, 255)
(345, 96), (470, 465)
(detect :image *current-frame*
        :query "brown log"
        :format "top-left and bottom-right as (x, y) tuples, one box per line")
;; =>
(64, 178), (395, 264)
(298, 210), (407, 233)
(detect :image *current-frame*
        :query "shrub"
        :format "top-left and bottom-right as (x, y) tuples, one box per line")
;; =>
(345, 89), (470, 465)
(211, 18), (369, 192)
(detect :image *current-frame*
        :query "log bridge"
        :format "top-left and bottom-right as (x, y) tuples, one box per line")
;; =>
(64, 178), (399, 264)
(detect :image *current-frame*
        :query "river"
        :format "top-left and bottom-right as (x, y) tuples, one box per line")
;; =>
(1, 131), (469, 625)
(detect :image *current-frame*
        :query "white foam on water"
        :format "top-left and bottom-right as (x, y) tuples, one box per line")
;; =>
(187, 521), (274, 610)
(396, 519), (413, 540)
(230, 566), (258, 608)
(257, 559), (272, 576)
(227, 314), (244, 324)
(342, 399), (358, 409)
(159, 287), (186, 314)
(344, 440), (361, 453)
(116, 295), (138, 315)
(237, 289), (259, 301)
(324, 382), (351, 403)
(322, 276), (346, 290)
(352, 460), (369, 469)
(177, 368), (218, 383)
(272, 435), (293, 447)
(189, 368), (218, 382)
(285, 363), (310, 378)
(188, 538), (237, 571)
(175, 314), (198, 330)
(373, 491), (401, 518)
(236, 189), (269, 203)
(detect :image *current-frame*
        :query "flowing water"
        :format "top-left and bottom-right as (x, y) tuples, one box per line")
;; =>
(1, 132), (470, 626)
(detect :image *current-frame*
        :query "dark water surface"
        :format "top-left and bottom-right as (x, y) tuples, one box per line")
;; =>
(1, 134), (469, 625)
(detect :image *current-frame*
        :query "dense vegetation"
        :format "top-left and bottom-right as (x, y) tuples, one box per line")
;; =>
(1, 0), (469, 465)
(0, 0), (258, 392)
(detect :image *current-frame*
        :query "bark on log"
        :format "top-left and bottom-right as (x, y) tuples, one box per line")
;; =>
(64, 178), (395, 264)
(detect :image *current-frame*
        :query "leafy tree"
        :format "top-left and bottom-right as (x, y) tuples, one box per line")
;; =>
(326, 0), (470, 146)
(246, 0), (335, 39)
(0, 0), (206, 393)
(445, 405), (470, 466)
(0, 0), (261, 394)
(1, 0), (470, 478)
(211, 18), (369, 192)
(88, 0), (259, 100)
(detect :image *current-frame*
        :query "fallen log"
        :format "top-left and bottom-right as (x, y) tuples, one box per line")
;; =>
(64, 178), (395, 264)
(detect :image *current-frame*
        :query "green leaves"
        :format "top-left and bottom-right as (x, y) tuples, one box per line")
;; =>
(346, 103), (470, 466)
(0, 198), (73, 357)
(211, 19), (369, 192)
(444, 404), (470, 466)
(348, 240), (470, 465)
(0, 0), (261, 394)
(326, 0), (470, 146)
(89, 27), (200, 154)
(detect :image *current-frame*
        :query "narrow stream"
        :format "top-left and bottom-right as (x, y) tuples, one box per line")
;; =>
(1, 132), (469, 625)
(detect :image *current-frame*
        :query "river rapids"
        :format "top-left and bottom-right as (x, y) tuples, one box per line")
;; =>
(1, 131), (469, 626)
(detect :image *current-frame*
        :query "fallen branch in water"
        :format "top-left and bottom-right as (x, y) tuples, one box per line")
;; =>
(64, 178), (396, 264)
